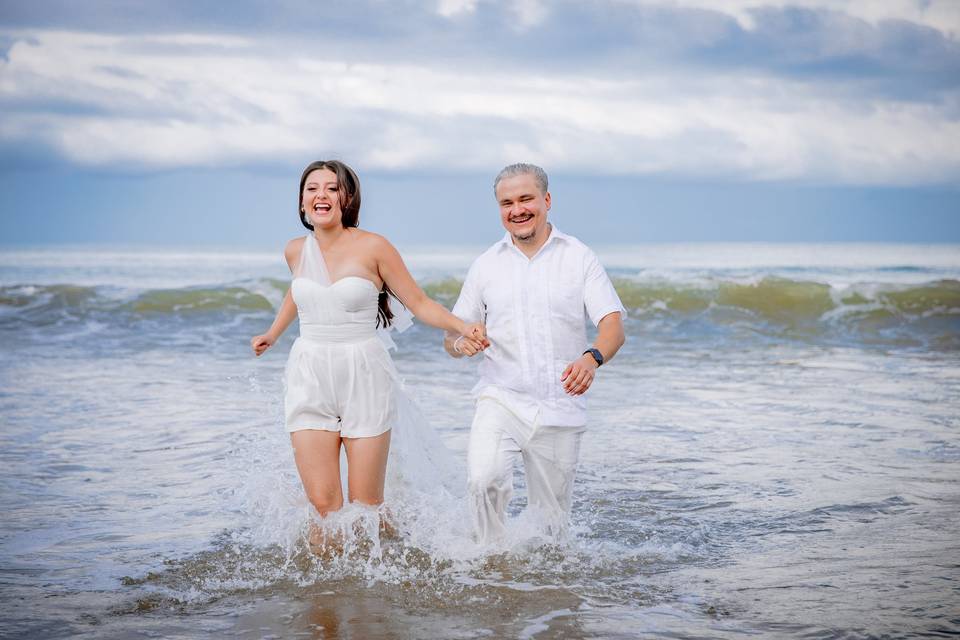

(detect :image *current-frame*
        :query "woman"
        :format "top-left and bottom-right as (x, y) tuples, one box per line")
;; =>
(251, 160), (486, 541)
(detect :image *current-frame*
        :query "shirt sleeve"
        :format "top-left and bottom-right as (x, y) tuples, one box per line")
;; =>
(451, 259), (484, 323)
(583, 249), (625, 327)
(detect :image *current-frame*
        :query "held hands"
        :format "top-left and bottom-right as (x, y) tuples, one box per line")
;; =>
(250, 333), (275, 357)
(561, 353), (598, 396)
(455, 322), (489, 357)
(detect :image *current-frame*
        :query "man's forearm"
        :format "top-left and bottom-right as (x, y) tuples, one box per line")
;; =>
(592, 312), (625, 364)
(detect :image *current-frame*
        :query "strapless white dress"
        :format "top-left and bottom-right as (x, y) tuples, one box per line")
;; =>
(283, 233), (404, 438)
(281, 234), (462, 512)
(284, 274), (399, 437)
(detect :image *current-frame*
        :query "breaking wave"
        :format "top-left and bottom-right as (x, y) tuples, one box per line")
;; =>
(2, 277), (958, 349)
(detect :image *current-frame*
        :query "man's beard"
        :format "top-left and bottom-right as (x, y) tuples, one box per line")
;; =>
(513, 228), (537, 242)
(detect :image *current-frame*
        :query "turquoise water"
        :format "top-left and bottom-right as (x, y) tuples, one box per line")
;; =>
(1, 243), (958, 638)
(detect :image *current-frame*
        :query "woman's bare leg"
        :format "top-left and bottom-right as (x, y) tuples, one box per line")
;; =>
(343, 429), (394, 538)
(291, 429), (344, 547)
(342, 429), (391, 506)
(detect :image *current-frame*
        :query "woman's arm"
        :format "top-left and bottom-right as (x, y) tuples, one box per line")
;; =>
(250, 239), (303, 357)
(375, 235), (487, 344)
(251, 290), (297, 356)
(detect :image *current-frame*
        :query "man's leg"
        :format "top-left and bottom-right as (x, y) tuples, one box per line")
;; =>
(522, 424), (586, 538)
(467, 398), (523, 543)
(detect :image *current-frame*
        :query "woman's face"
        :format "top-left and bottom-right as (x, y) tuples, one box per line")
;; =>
(301, 168), (343, 229)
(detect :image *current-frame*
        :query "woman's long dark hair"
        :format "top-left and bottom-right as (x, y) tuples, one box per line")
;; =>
(298, 160), (396, 328)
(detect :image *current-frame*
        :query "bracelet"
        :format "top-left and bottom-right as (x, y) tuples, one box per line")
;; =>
(453, 336), (466, 354)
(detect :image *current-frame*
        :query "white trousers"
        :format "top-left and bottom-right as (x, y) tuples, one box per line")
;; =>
(467, 397), (586, 543)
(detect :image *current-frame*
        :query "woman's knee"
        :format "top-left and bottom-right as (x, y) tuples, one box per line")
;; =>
(349, 495), (384, 508)
(347, 486), (384, 506)
(306, 489), (343, 516)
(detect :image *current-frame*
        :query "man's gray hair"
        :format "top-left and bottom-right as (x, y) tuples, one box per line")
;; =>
(493, 163), (549, 196)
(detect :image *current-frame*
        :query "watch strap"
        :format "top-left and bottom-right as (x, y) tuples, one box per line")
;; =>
(583, 348), (603, 367)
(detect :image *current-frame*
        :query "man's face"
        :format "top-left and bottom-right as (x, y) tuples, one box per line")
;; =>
(496, 173), (551, 242)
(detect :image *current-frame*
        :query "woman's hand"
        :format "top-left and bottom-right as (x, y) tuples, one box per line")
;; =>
(453, 322), (489, 356)
(251, 333), (275, 357)
(461, 322), (487, 342)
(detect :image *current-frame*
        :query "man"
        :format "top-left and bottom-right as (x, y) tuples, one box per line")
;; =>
(444, 163), (625, 542)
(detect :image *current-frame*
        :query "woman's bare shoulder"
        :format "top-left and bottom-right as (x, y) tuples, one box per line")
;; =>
(352, 228), (394, 251)
(284, 236), (306, 269)
(285, 236), (306, 251)
(350, 227), (383, 242)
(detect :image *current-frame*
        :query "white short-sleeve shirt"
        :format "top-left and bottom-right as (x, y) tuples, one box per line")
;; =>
(452, 225), (625, 427)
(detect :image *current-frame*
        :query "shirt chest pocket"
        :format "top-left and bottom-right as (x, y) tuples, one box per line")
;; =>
(548, 277), (584, 319)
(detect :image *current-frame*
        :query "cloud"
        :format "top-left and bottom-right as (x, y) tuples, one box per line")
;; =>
(1, 1), (958, 185)
(511, 0), (548, 29)
(437, 0), (479, 18)
(689, 6), (960, 98)
(625, 0), (960, 36)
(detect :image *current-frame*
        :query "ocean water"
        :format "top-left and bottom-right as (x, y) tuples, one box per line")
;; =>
(1, 242), (959, 639)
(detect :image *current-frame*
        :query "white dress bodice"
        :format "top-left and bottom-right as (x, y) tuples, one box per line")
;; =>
(290, 234), (380, 343)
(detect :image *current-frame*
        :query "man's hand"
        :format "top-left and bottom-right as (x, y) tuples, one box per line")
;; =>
(561, 353), (597, 396)
(447, 322), (489, 358)
(454, 334), (488, 357)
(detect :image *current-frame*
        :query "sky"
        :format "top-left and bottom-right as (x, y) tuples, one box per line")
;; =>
(1, 0), (958, 246)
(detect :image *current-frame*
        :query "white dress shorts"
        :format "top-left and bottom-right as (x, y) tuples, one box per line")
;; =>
(284, 335), (397, 438)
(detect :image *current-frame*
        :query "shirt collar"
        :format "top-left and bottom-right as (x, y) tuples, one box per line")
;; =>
(495, 223), (569, 254)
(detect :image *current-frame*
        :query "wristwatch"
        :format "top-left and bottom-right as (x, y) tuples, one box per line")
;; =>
(583, 348), (603, 367)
